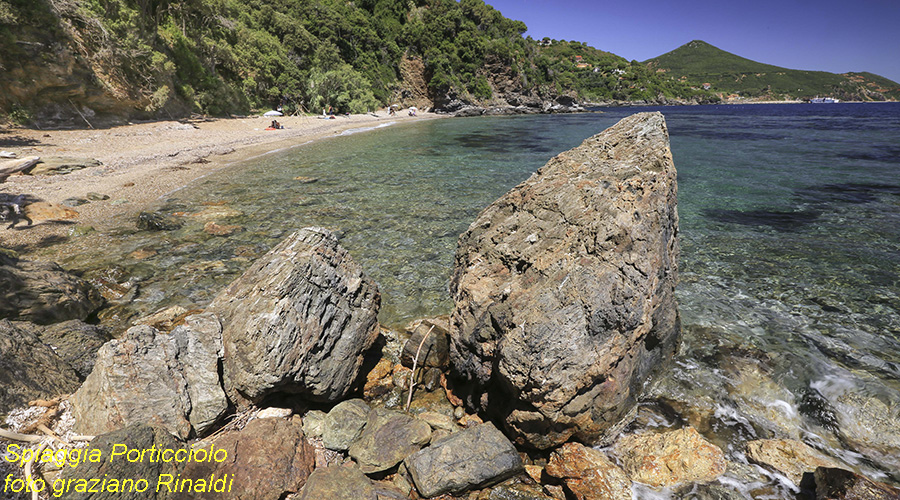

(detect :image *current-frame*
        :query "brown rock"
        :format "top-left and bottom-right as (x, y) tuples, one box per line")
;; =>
(178, 417), (316, 500)
(614, 427), (726, 488)
(545, 442), (632, 500)
(401, 316), (451, 369)
(129, 248), (158, 259)
(23, 201), (78, 221)
(363, 358), (395, 397)
(449, 112), (680, 449)
(814, 467), (900, 500)
(203, 221), (242, 236)
(746, 439), (842, 486)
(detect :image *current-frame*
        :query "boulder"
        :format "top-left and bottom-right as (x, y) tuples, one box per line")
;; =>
(614, 427), (726, 488)
(0, 319), (81, 414)
(178, 417), (316, 500)
(298, 466), (403, 500)
(57, 424), (187, 500)
(71, 316), (228, 439)
(745, 439), (842, 486)
(545, 442), (632, 500)
(23, 201), (79, 222)
(0, 254), (103, 325)
(208, 228), (380, 404)
(322, 399), (370, 451)
(404, 422), (523, 497)
(449, 112), (680, 448)
(20, 319), (112, 379)
(400, 316), (451, 369)
(813, 467), (900, 500)
(348, 408), (432, 473)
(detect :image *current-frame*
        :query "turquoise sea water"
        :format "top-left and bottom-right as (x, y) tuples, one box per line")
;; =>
(57, 103), (900, 494)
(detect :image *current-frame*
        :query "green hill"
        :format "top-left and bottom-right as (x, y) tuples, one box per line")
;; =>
(645, 40), (900, 101)
(0, 0), (710, 126)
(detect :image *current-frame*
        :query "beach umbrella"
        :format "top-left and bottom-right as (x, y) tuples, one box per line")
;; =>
(263, 110), (283, 117)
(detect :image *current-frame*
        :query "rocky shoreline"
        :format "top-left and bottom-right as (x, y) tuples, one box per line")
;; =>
(2, 113), (899, 500)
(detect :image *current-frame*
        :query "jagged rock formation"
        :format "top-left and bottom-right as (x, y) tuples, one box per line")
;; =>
(71, 315), (228, 439)
(208, 228), (381, 405)
(449, 112), (680, 449)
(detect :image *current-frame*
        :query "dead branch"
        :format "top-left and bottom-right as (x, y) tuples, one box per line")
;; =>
(0, 156), (40, 183)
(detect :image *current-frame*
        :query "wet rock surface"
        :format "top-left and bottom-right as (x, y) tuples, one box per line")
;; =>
(0, 319), (81, 414)
(813, 467), (900, 500)
(178, 417), (316, 500)
(449, 112), (680, 449)
(208, 227), (380, 404)
(404, 422), (523, 497)
(545, 442), (632, 500)
(829, 392), (900, 473)
(0, 254), (103, 325)
(614, 427), (726, 488)
(745, 439), (842, 486)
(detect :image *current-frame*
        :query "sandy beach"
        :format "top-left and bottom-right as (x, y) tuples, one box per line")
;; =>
(0, 110), (440, 252)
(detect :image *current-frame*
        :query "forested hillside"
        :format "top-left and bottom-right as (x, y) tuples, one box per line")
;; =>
(0, 0), (708, 125)
(646, 40), (900, 101)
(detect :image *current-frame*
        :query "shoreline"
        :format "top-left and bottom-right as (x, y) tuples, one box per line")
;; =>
(0, 110), (444, 253)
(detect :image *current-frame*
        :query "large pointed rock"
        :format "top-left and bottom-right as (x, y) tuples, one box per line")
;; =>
(449, 112), (680, 449)
(208, 228), (380, 404)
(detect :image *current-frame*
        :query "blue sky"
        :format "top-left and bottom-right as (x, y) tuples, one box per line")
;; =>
(482, 0), (900, 84)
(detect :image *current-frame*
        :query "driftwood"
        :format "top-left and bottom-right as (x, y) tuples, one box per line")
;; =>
(0, 156), (40, 183)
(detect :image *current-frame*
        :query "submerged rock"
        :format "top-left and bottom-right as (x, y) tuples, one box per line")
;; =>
(545, 442), (632, 500)
(745, 439), (841, 486)
(0, 319), (81, 414)
(136, 211), (183, 231)
(829, 392), (900, 473)
(404, 422), (523, 497)
(449, 112), (680, 448)
(614, 427), (726, 488)
(813, 467), (900, 500)
(209, 228), (380, 404)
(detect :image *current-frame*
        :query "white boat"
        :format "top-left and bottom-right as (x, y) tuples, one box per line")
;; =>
(810, 97), (839, 103)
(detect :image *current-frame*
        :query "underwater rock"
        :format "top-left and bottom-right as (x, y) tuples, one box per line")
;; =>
(209, 228), (380, 405)
(136, 211), (182, 231)
(745, 439), (842, 486)
(829, 392), (900, 474)
(449, 112), (680, 449)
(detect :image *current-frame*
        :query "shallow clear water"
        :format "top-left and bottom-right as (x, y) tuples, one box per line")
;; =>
(54, 103), (900, 494)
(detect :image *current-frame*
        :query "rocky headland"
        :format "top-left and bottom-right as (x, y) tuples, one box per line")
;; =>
(1, 113), (898, 500)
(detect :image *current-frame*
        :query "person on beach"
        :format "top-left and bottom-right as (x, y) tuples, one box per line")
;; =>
(270, 120), (282, 129)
